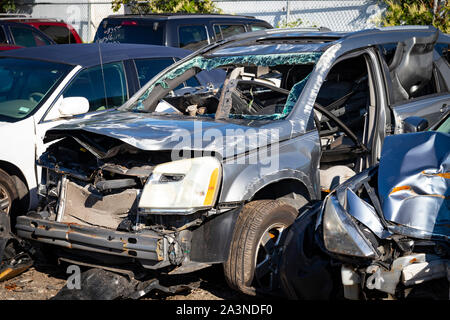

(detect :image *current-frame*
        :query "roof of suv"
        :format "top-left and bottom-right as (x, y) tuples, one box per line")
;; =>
(106, 13), (262, 20)
(103, 13), (271, 25)
(0, 43), (193, 67)
(202, 25), (450, 54)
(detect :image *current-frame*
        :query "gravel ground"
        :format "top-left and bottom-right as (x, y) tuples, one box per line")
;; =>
(0, 257), (255, 300)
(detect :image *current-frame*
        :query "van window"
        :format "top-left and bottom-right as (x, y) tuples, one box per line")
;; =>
(94, 20), (165, 45)
(178, 25), (208, 51)
(10, 26), (52, 47)
(39, 25), (77, 44)
(213, 24), (245, 40)
(63, 62), (127, 112)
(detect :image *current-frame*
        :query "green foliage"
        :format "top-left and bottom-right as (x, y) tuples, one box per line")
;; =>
(0, 0), (16, 13)
(112, 0), (221, 15)
(381, 0), (449, 33)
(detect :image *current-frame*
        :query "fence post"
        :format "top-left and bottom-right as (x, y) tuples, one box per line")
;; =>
(286, 0), (290, 25)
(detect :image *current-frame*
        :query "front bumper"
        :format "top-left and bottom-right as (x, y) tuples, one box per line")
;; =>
(15, 215), (169, 269)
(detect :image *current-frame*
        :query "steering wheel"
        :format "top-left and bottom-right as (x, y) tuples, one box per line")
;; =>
(29, 92), (45, 103)
(235, 80), (290, 114)
(313, 102), (366, 151)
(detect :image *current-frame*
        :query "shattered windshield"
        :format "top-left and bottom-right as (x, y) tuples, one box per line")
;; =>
(123, 45), (323, 121)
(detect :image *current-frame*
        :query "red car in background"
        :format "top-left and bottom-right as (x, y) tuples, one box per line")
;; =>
(4, 18), (82, 44)
(0, 21), (55, 50)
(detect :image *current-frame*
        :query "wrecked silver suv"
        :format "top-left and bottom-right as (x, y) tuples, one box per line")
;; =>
(16, 26), (450, 295)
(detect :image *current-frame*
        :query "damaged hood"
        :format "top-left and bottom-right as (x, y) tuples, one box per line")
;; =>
(378, 131), (450, 238)
(45, 110), (284, 159)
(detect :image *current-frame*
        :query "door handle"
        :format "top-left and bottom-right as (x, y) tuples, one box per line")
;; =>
(440, 104), (448, 113)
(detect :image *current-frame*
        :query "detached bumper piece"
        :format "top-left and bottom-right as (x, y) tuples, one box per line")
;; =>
(15, 216), (168, 269)
(0, 212), (33, 282)
(0, 252), (33, 282)
(52, 268), (195, 300)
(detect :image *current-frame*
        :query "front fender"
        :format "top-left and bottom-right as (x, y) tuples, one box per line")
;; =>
(219, 131), (320, 203)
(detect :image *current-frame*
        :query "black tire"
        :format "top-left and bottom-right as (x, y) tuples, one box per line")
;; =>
(0, 168), (19, 216)
(224, 199), (300, 295)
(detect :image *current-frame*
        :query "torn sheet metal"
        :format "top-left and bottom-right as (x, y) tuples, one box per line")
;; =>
(57, 180), (138, 229)
(345, 188), (390, 239)
(378, 132), (450, 239)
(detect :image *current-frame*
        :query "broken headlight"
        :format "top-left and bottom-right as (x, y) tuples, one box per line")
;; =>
(138, 157), (222, 214)
(322, 196), (377, 258)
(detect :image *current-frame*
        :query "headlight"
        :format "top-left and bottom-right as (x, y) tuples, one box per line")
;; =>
(323, 196), (377, 258)
(138, 157), (222, 214)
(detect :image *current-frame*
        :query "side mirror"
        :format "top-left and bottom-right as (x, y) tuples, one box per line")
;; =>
(403, 116), (429, 133)
(59, 97), (90, 118)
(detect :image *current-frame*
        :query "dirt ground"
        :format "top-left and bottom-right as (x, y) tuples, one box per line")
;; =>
(0, 256), (255, 300)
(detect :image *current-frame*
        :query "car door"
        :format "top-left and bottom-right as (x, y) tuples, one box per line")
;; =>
(378, 35), (450, 133)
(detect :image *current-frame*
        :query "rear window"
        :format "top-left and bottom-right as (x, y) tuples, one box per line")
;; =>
(39, 25), (77, 44)
(94, 19), (165, 45)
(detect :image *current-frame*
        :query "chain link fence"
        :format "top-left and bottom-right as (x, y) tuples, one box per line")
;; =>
(14, 0), (386, 42)
(214, 0), (386, 31)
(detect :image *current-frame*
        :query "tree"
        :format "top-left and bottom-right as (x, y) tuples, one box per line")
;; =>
(112, 0), (221, 15)
(381, 0), (449, 33)
(0, 0), (15, 13)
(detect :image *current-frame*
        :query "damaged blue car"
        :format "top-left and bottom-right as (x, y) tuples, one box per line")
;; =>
(280, 112), (450, 300)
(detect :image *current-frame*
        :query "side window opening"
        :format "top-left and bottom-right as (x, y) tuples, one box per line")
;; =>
(315, 54), (372, 176)
(62, 62), (127, 112)
(379, 34), (439, 103)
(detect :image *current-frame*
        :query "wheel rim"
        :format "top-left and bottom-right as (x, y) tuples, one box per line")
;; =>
(253, 223), (286, 292)
(0, 184), (11, 213)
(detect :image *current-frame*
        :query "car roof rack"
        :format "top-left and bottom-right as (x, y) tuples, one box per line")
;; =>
(107, 13), (257, 19)
(0, 13), (32, 19)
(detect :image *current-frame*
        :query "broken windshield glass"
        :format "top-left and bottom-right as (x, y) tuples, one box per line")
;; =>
(124, 51), (322, 121)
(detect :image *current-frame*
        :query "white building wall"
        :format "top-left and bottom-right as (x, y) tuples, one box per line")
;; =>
(16, 0), (124, 43)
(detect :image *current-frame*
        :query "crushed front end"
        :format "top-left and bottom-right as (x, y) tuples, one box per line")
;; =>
(15, 130), (234, 274)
